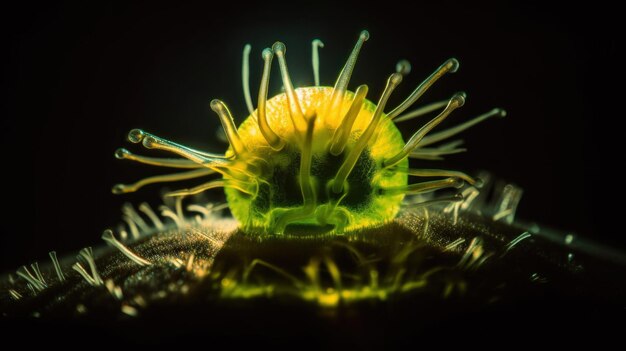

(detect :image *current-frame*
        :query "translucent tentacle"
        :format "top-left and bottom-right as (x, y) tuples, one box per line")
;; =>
(331, 73), (403, 194)
(418, 108), (506, 147)
(329, 84), (368, 155)
(112, 169), (215, 194)
(115, 148), (200, 168)
(380, 177), (463, 196)
(387, 58), (459, 119)
(383, 93), (466, 168)
(241, 44), (255, 116)
(257, 48), (284, 150)
(311, 39), (324, 86)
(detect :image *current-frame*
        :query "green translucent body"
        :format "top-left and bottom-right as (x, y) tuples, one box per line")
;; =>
(224, 87), (408, 235)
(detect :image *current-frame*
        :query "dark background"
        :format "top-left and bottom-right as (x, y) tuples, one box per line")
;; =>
(1, 1), (621, 271)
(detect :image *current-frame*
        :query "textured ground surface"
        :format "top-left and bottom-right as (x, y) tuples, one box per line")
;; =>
(1, 206), (624, 346)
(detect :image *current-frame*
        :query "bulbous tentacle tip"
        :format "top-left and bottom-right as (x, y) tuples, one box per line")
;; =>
(128, 129), (145, 143)
(494, 108), (507, 118)
(142, 136), (157, 149)
(312, 39), (324, 47)
(390, 72), (403, 86)
(452, 92), (466, 107)
(451, 193), (465, 202)
(210, 99), (223, 111)
(359, 30), (370, 41)
(474, 177), (485, 188)
(396, 59), (412, 75)
(115, 148), (130, 159)
(447, 58), (460, 73)
(452, 177), (465, 189)
(272, 42), (286, 54)
(111, 184), (126, 195)
(262, 48), (273, 60)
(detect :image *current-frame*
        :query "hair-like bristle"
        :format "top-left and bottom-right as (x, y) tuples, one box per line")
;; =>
(16, 265), (46, 292)
(139, 202), (164, 230)
(72, 247), (103, 287)
(48, 251), (65, 282)
(102, 230), (151, 266)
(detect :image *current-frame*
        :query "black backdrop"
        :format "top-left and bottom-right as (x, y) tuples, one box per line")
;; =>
(1, 1), (621, 271)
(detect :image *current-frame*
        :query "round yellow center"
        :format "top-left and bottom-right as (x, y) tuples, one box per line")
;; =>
(224, 87), (408, 235)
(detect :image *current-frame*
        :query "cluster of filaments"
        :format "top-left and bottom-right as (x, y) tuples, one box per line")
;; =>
(113, 30), (505, 234)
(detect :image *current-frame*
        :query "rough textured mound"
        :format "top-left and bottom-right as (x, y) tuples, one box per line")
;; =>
(2, 207), (624, 346)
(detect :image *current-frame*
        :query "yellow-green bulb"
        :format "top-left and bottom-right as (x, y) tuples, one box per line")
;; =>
(224, 87), (408, 234)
